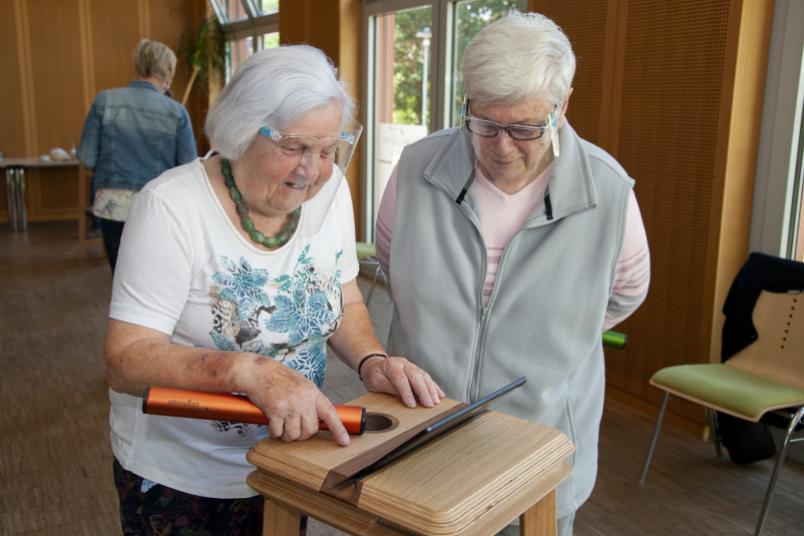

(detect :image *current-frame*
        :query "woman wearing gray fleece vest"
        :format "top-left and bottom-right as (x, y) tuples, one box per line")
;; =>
(372, 11), (650, 536)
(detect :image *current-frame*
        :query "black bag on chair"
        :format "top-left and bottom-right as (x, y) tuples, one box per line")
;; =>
(716, 252), (804, 464)
(717, 413), (775, 464)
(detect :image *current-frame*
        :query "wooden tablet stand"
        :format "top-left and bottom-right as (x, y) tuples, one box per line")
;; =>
(247, 393), (573, 535)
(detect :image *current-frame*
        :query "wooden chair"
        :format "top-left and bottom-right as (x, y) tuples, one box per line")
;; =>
(356, 241), (389, 305)
(640, 289), (804, 536)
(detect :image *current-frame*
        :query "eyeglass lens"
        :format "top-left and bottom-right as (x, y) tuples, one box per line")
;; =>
(465, 117), (546, 140)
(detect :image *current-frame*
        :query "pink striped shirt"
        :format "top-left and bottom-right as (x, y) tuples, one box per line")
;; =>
(376, 164), (650, 329)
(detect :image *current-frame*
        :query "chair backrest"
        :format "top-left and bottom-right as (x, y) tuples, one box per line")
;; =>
(727, 290), (804, 390)
(721, 252), (804, 360)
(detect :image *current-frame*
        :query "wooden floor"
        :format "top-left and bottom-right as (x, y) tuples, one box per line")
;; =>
(1, 221), (802, 536)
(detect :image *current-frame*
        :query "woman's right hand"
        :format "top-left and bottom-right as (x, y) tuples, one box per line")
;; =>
(235, 354), (351, 446)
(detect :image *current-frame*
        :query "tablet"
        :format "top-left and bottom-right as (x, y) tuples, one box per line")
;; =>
(350, 376), (527, 481)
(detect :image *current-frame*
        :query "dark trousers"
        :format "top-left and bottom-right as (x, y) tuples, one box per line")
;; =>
(100, 218), (125, 273)
(113, 458), (308, 536)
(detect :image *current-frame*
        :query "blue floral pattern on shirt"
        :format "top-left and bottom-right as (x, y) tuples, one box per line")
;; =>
(208, 245), (344, 390)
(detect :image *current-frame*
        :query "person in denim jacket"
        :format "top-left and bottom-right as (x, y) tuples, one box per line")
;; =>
(78, 38), (197, 271)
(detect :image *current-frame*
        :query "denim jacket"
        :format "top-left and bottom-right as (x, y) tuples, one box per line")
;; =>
(78, 81), (197, 191)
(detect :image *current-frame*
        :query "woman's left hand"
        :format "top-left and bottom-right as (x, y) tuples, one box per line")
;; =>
(360, 356), (445, 408)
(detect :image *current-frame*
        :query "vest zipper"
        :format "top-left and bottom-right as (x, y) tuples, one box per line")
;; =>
(468, 230), (521, 402)
(465, 221), (486, 403)
(454, 200), (488, 404)
(468, 307), (488, 403)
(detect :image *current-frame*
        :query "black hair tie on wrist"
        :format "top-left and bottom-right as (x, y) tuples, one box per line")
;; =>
(357, 353), (388, 381)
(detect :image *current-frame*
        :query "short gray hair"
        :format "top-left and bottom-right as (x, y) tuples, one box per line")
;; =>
(205, 45), (355, 160)
(133, 39), (176, 82)
(463, 11), (575, 106)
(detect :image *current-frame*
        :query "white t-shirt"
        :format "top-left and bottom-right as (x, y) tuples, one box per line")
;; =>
(108, 158), (359, 498)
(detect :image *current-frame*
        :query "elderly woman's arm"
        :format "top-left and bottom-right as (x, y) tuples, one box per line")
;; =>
(105, 319), (351, 446)
(327, 279), (444, 408)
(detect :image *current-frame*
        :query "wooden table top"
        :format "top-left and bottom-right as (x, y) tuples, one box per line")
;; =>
(0, 157), (79, 168)
(248, 392), (574, 535)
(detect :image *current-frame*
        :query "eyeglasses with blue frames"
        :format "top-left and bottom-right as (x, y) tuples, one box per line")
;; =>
(258, 124), (363, 172)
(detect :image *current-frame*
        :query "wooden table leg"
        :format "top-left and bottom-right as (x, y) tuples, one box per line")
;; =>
(5, 168), (16, 229)
(519, 489), (556, 536)
(263, 498), (302, 536)
(77, 167), (92, 254)
(76, 167), (101, 255)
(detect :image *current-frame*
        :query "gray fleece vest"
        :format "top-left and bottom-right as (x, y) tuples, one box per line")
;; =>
(387, 124), (633, 517)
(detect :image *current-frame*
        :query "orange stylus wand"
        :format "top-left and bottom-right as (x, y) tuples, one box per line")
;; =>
(142, 386), (366, 435)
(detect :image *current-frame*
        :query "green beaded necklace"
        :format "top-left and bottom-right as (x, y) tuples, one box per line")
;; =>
(221, 158), (301, 249)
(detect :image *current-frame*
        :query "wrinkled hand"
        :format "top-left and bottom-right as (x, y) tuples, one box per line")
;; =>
(361, 356), (445, 408)
(237, 355), (350, 446)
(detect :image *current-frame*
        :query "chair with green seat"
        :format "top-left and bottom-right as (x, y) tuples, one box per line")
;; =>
(640, 289), (804, 536)
(356, 241), (389, 305)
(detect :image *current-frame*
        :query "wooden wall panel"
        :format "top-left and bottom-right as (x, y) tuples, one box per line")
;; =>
(0, 0), (27, 157)
(339, 0), (363, 239)
(27, 168), (79, 220)
(148, 0), (206, 151)
(279, 0), (363, 237)
(531, 1), (609, 146)
(87, 0), (142, 95)
(25, 0), (85, 218)
(28, 0), (85, 154)
(148, 0), (197, 103)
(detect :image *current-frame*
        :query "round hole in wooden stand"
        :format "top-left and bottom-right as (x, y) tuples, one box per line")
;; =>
(365, 413), (399, 433)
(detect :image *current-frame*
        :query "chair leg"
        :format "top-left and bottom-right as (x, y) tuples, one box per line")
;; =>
(378, 265), (391, 302)
(366, 264), (380, 306)
(707, 409), (723, 459)
(753, 406), (804, 536)
(640, 391), (670, 484)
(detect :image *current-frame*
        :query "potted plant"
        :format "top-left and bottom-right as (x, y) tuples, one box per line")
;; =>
(178, 16), (225, 106)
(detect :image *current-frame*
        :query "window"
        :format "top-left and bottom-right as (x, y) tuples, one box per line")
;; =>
(210, 0), (279, 80)
(209, 0), (278, 22)
(257, 0), (279, 15)
(362, 0), (526, 241)
(750, 0), (804, 261)
(225, 36), (254, 81)
(792, 92), (804, 261)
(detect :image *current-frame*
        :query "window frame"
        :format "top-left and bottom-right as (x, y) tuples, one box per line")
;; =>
(750, 0), (804, 259)
(360, 0), (454, 242)
(210, 0), (279, 80)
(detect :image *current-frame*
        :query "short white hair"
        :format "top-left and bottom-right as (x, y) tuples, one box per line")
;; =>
(205, 45), (355, 160)
(463, 11), (575, 106)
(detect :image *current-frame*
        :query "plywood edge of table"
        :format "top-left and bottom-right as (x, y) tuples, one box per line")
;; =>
(444, 462), (571, 536)
(247, 462), (571, 536)
(354, 411), (574, 534)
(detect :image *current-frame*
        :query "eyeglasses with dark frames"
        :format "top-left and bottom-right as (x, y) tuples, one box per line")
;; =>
(463, 100), (552, 141)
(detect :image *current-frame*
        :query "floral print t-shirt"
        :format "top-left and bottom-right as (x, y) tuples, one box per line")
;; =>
(108, 159), (359, 499)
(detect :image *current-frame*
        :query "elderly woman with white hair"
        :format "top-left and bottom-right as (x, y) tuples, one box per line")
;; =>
(376, 11), (650, 535)
(103, 45), (443, 535)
